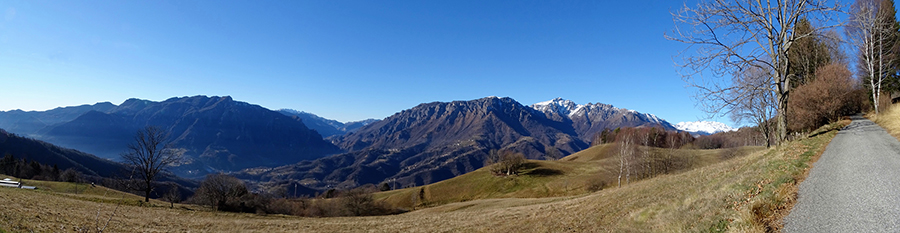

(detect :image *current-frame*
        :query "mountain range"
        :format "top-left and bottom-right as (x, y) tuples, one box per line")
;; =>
(0, 96), (342, 177)
(674, 121), (737, 136)
(1, 95), (683, 193)
(236, 97), (678, 193)
(0, 102), (117, 137)
(531, 98), (676, 142)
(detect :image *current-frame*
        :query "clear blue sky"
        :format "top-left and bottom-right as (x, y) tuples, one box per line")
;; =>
(0, 0), (730, 125)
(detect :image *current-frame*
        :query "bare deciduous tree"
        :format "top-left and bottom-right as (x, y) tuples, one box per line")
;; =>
(667, 0), (842, 144)
(162, 182), (181, 208)
(616, 129), (635, 188)
(487, 150), (526, 176)
(847, 0), (898, 114)
(729, 66), (777, 147)
(121, 126), (183, 202)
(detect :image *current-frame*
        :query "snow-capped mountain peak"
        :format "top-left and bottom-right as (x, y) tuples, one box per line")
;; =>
(529, 98), (676, 130)
(530, 97), (582, 117)
(674, 121), (736, 135)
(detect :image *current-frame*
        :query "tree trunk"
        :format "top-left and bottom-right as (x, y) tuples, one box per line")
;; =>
(777, 100), (788, 144)
(618, 151), (624, 188)
(145, 179), (152, 202)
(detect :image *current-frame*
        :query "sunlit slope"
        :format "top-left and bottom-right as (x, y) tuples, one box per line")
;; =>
(377, 143), (764, 209)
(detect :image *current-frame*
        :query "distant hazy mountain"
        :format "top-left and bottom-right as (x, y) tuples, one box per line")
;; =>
(277, 109), (378, 137)
(674, 121), (737, 136)
(0, 128), (197, 193)
(531, 97), (677, 141)
(35, 96), (341, 176)
(340, 119), (380, 133)
(238, 97), (677, 192)
(0, 102), (116, 137)
(0, 128), (123, 177)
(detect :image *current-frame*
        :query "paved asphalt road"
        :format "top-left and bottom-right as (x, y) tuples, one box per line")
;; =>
(784, 115), (900, 232)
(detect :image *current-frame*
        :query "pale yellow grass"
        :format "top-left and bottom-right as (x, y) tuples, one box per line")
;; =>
(871, 103), (900, 140)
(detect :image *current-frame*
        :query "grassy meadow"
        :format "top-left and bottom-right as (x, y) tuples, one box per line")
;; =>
(0, 121), (847, 232)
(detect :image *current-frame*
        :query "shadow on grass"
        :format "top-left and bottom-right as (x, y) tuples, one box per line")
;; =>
(520, 162), (564, 177)
(526, 168), (564, 177)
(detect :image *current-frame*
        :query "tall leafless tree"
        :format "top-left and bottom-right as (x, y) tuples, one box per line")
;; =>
(121, 126), (183, 202)
(667, 0), (842, 144)
(847, 0), (896, 114)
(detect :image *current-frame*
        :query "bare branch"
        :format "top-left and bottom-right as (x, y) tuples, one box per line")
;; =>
(121, 126), (183, 202)
(667, 0), (843, 143)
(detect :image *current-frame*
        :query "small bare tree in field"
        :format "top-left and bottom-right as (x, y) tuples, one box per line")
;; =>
(121, 126), (183, 203)
(617, 129), (635, 188)
(162, 182), (181, 208)
(667, 0), (842, 144)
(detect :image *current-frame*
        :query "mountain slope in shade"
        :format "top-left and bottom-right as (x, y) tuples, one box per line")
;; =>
(38, 96), (341, 176)
(0, 102), (117, 137)
(237, 97), (590, 191)
(0, 128), (197, 193)
(674, 121), (737, 136)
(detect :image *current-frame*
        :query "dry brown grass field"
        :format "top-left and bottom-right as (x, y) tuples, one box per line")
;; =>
(0, 123), (844, 232)
(871, 103), (900, 140)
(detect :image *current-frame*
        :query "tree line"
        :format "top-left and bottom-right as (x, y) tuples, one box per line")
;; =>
(0, 153), (82, 183)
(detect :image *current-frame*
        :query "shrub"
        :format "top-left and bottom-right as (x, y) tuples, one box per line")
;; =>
(585, 177), (607, 192)
(788, 63), (860, 132)
(189, 174), (249, 211)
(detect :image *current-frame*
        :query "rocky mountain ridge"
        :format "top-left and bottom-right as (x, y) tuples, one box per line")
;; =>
(239, 97), (678, 193)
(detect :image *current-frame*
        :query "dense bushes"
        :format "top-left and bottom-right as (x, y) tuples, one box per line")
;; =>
(788, 64), (865, 132)
(189, 174), (251, 212)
